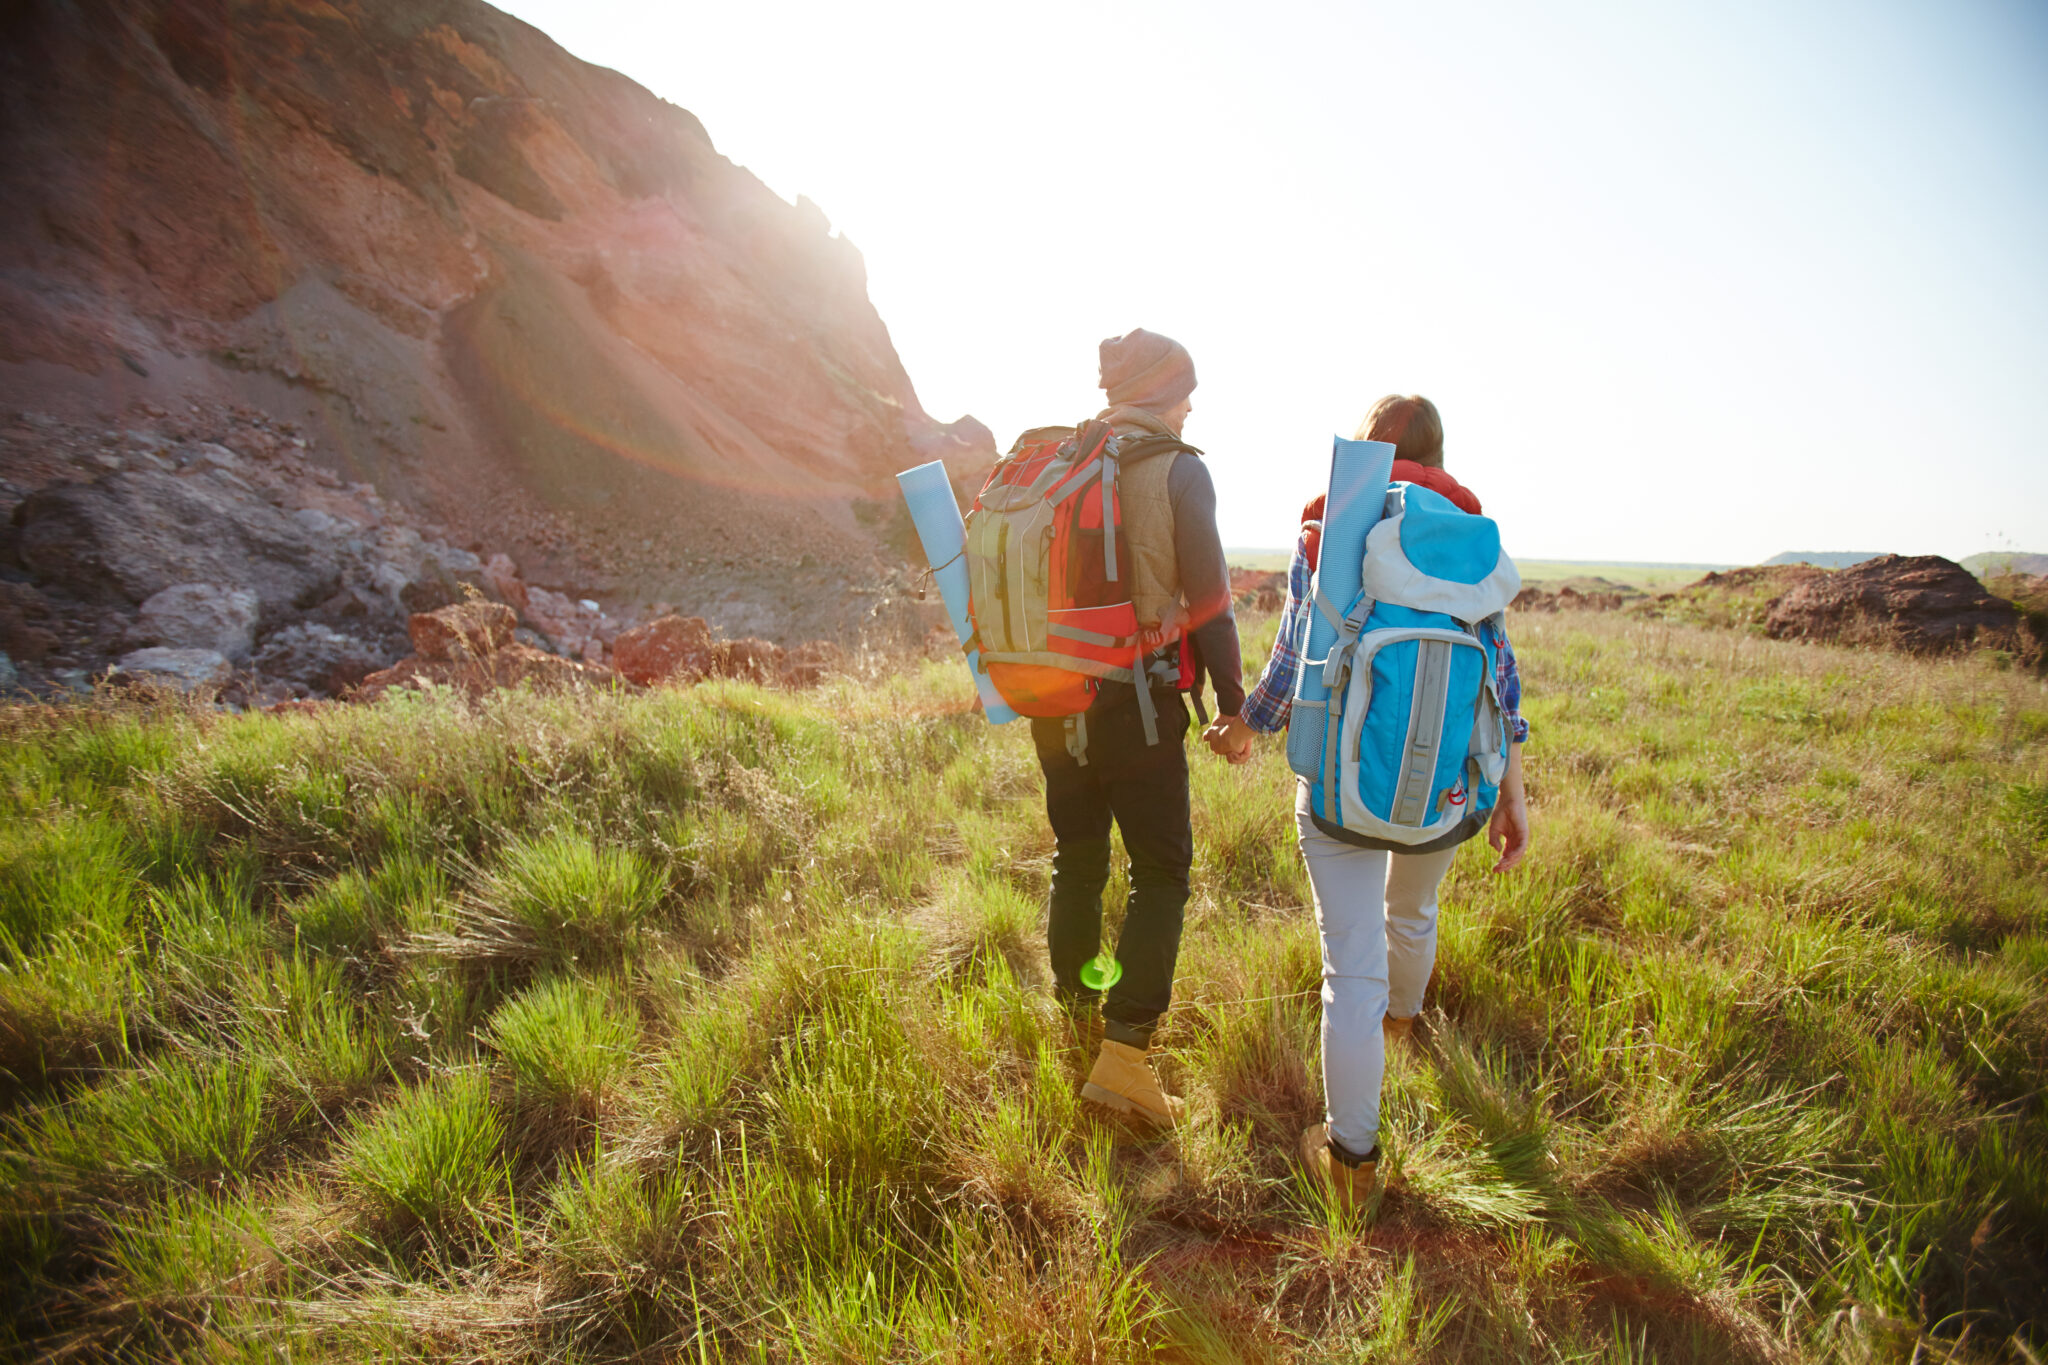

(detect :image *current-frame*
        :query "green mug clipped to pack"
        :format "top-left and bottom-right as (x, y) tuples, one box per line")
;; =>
(1079, 951), (1122, 991)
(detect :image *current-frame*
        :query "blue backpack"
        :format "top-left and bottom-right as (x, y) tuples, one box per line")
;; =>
(1286, 482), (1521, 852)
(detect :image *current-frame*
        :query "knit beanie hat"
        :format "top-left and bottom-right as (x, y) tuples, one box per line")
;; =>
(1098, 329), (1197, 412)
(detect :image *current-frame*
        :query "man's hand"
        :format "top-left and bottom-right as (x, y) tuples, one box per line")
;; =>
(1201, 714), (1256, 765)
(1488, 743), (1530, 873)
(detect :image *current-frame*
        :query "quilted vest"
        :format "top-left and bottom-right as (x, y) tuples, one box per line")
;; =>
(1116, 444), (1181, 633)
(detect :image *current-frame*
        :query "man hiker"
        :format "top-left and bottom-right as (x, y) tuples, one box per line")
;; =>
(1037, 328), (1245, 1128)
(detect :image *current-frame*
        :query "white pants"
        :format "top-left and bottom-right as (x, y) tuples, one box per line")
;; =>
(1294, 779), (1458, 1156)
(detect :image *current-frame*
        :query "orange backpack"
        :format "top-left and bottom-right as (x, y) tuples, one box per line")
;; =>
(964, 420), (1197, 743)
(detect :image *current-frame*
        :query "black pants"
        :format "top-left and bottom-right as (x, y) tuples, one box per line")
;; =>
(1032, 688), (1192, 1046)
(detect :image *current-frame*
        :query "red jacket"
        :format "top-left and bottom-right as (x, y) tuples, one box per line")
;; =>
(1301, 461), (1481, 570)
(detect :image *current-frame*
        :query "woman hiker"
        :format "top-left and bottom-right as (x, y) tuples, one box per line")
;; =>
(1203, 394), (1532, 1208)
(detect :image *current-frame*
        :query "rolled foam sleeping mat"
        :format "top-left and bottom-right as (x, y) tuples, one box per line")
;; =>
(1287, 436), (1396, 790)
(1301, 436), (1398, 693)
(896, 461), (1020, 725)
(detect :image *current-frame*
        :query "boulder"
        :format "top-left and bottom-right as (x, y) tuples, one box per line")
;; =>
(14, 471), (338, 619)
(293, 507), (347, 538)
(250, 623), (387, 696)
(309, 583), (390, 628)
(407, 601), (518, 662)
(137, 583), (260, 659)
(611, 614), (712, 686)
(708, 637), (785, 684)
(113, 646), (231, 691)
(1764, 555), (2021, 655)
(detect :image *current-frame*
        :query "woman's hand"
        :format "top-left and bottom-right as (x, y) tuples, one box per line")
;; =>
(1202, 714), (1256, 765)
(1488, 743), (1530, 873)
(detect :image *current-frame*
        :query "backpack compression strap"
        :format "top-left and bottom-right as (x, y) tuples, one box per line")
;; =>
(1062, 420), (1121, 583)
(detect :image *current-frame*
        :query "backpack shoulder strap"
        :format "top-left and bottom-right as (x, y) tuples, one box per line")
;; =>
(1116, 434), (1202, 467)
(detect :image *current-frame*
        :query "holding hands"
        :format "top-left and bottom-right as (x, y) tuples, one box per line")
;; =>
(1202, 713), (1256, 765)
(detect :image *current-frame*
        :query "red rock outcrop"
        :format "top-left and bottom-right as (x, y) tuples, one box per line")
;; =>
(407, 601), (517, 661)
(353, 601), (846, 704)
(708, 639), (785, 686)
(0, 0), (993, 641)
(611, 614), (712, 687)
(1229, 568), (1285, 613)
(355, 602), (617, 701)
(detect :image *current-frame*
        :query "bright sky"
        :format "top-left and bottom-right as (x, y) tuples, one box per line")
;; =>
(494, 0), (2047, 563)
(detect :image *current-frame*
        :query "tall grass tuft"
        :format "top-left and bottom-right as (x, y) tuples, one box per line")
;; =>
(461, 830), (663, 968)
(337, 1068), (504, 1237)
(486, 974), (639, 1119)
(25, 1053), (275, 1192)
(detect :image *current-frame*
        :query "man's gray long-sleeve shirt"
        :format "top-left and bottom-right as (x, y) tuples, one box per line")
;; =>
(1165, 454), (1245, 717)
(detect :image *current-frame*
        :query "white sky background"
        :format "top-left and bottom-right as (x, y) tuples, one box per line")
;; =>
(493, 0), (2047, 563)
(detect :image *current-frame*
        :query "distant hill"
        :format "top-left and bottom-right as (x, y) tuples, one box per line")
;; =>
(1764, 551), (1887, 569)
(1962, 552), (2048, 578)
(1224, 551), (1740, 591)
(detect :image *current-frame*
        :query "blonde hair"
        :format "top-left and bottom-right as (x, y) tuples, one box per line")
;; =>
(1354, 395), (1444, 469)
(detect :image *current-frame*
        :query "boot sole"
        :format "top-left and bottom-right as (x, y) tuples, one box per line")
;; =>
(1080, 1082), (1176, 1127)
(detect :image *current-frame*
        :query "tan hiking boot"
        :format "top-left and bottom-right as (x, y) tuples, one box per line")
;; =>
(1383, 1013), (1416, 1048)
(1300, 1122), (1377, 1212)
(1081, 1040), (1183, 1128)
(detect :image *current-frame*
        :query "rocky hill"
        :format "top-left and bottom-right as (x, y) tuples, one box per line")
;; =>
(0, 0), (989, 695)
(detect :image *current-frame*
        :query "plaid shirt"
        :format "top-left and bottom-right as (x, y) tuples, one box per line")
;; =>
(1239, 531), (1529, 742)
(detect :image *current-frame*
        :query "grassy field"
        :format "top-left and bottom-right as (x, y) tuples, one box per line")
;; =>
(1, 614), (2044, 1362)
(1509, 562), (1733, 591)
